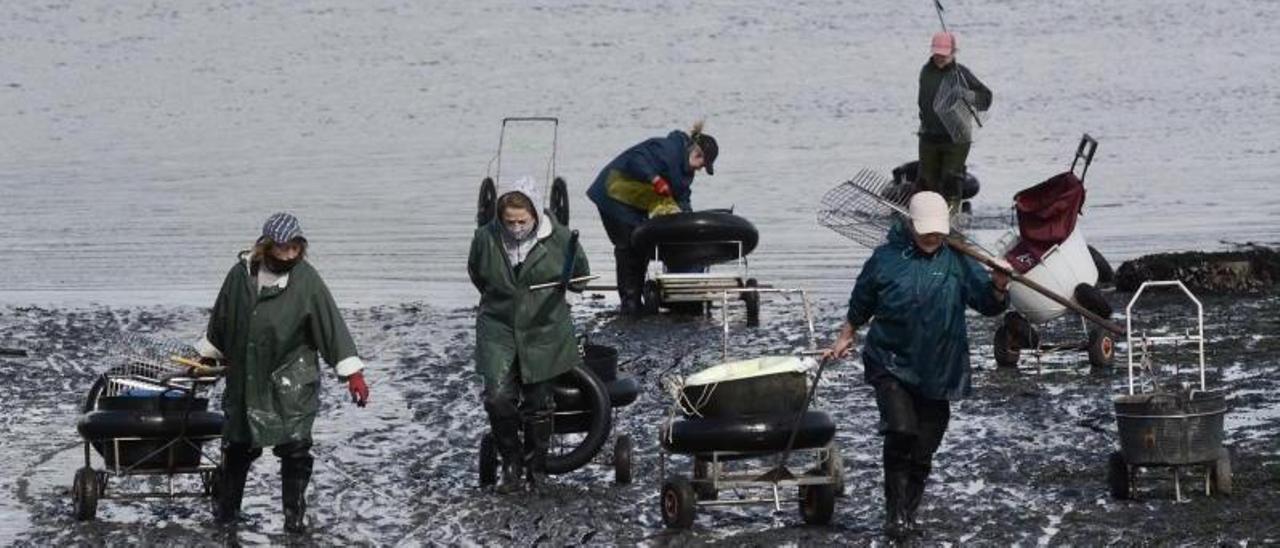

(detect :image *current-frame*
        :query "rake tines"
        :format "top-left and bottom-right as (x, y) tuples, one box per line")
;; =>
(816, 169), (913, 249)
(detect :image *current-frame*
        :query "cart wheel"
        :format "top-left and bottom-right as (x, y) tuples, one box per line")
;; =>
(72, 467), (99, 521)
(550, 177), (570, 226)
(994, 325), (1020, 368)
(692, 457), (718, 501)
(479, 433), (498, 487)
(1087, 328), (1115, 368)
(614, 435), (633, 485)
(742, 278), (760, 327)
(799, 483), (836, 525)
(823, 442), (846, 497)
(95, 470), (108, 499)
(660, 477), (697, 529)
(1106, 451), (1130, 500)
(1088, 245), (1114, 287)
(476, 177), (497, 227)
(1211, 447), (1232, 496)
(641, 280), (661, 315)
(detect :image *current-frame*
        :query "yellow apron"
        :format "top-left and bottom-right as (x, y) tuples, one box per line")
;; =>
(603, 169), (681, 218)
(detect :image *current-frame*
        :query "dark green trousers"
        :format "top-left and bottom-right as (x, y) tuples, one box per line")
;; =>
(918, 139), (971, 203)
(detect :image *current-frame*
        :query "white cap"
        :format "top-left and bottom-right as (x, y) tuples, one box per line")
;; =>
(908, 191), (950, 236)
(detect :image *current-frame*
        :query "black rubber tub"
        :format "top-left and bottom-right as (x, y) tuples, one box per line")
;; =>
(660, 411), (836, 454)
(1114, 389), (1227, 466)
(553, 375), (639, 412)
(583, 343), (619, 382)
(631, 211), (759, 270)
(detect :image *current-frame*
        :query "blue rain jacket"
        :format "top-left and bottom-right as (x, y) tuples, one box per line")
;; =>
(846, 222), (1006, 400)
(586, 130), (696, 228)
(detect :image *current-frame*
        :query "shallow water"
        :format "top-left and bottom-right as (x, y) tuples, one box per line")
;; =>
(3, 0), (1279, 308)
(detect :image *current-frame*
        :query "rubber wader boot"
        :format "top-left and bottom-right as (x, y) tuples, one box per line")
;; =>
(493, 419), (525, 494)
(904, 470), (927, 537)
(883, 434), (914, 542)
(281, 455), (314, 534)
(216, 445), (260, 524)
(614, 248), (643, 316)
(523, 416), (554, 490)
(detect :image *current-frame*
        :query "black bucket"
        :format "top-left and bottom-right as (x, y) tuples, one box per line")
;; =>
(1114, 389), (1227, 466)
(583, 344), (619, 382)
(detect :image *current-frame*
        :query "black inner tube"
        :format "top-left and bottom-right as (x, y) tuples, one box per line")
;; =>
(630, 211), (759, 269)
(546, 364), (612, 475)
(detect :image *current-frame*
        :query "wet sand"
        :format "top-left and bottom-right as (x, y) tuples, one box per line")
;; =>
(2, 289), (1277, 545)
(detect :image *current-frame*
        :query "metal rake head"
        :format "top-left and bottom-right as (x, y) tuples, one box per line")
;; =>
(817, 168), (913, 249)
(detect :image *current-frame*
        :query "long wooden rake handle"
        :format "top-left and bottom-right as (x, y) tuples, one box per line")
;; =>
(947, 237), (1127, 336)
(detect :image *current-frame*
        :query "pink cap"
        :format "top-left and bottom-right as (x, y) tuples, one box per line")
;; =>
(931, 32), (956, 55)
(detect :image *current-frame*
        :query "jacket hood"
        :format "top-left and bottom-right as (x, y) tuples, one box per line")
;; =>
(496, 175), (553, 240)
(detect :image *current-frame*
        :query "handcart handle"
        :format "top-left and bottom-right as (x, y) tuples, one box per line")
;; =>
(1071, 133), (1098, 181)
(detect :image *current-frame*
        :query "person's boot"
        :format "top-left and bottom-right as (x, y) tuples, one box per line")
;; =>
(216, 445), (259, 525)
(280, 454), (313, 534)
(522, 416), (554, 492)
(904, 469), (927, 538)
(614, 249), (643, 316)
(493, 419), (525, 495)
(883, 467), (912, 542)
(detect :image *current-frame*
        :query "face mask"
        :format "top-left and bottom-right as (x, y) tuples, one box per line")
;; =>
(262, 252), (301, 274)
(505, 222), (534, 241)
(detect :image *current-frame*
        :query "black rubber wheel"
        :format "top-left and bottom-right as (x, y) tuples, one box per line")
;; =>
(1211, 447), (1232, 496)
(1107, 451), (1130, 500)
(72, 466), (99, 521)
(96, 470), (109, 499)
(546, 365), (612, 475)
(1089, 245), (1114, 287)
(823, 442), (845, 497)
(742, 278), (760, 327)
(660, 477), (697, 529)
(614, 435), (633, 485)
(550, 177), (570, 226)
(477, 177), (497, 227)
(1074, 283), (1114, 319)
(1004, 311), (1039, 349)
(478, 433), (498, 487)
(641, 280), (661, 315)
(799, 473), (836, 525)
(1087, 328), (1116, 369)
(994, 325), (1020, 368)
(692, 457), (718, 501)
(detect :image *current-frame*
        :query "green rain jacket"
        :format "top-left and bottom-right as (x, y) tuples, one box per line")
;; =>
(468, 215), (589, 387)
(200, 254), (362, 447)
(846, 222), (1006, 400)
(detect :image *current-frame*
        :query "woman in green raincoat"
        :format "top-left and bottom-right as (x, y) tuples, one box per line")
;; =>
(823, 192), (1008, 541)
(196, 212), (370, 533)
(468, 175), (589, 494)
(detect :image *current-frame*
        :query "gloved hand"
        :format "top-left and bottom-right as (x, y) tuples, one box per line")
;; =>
(652, 176), (672, 198)
(347, 371), (369, 407)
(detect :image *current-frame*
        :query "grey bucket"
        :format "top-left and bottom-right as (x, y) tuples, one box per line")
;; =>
(1113, 389), (1227, 466)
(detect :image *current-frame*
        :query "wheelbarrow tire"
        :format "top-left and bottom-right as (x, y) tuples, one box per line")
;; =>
(1107, 451), (1130, 500)
(660, 477), (697, 529)
(477, 177), (497, 227)
(742, 278), (760, 327)
(550, 177), (570, 226)
(823, 442), (846, 497)
(1211, 447), (1232, 496)
(994, 325), (1020, 368)
(1087, 328), (1116, 369)
(1089, 245), (1114, 287)
(72, 466), (99, 521)
(546, 365), (612, 475)
(799, 470), (836, 525)
(478, 433), (498, 487)
(614, 435), (633, 485)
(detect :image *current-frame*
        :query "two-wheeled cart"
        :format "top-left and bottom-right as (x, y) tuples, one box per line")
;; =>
(1106, 280), (1231, 501)
(657, 288), (843, 528)
(71, 338), (226, 520)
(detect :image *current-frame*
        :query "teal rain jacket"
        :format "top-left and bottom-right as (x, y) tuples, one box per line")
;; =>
(846, 222), (1006, 400)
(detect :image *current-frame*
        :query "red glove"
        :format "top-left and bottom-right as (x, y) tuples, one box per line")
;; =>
(652, 176), (672, 197)
(347, 371), (369, 407)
